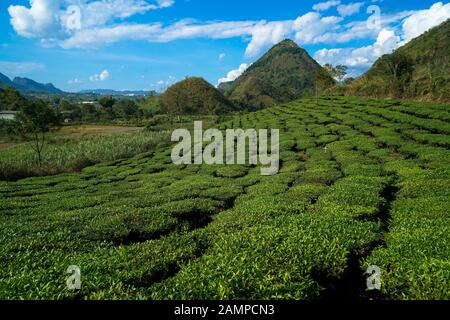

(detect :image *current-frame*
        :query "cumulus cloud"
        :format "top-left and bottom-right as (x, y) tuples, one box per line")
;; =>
(245, 21), (293, 57)
(312, 1), (341, 12)
(89, 69), (110, 81)
(218, 63), (250, 85)
(8, 0), (450, 62)
(6, 0), (380, 56)
(8, 0), (175, 39)
(8, 0), (64, 38)
(337, 2), (364, 17)
(314, 28), (401, 77)
(402, 2), (450, 43)
(293, 12), (343, 44)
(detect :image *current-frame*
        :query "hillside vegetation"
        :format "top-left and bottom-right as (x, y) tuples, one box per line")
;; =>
(345, 19), (450, 102)
(160, 77), (235, 115)
(0, 87), (28, 110)
(1, 96), (449, 300)
(223, 39), (335, 110)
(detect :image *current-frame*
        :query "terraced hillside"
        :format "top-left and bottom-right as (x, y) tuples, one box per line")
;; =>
(0, 97), (449, 300)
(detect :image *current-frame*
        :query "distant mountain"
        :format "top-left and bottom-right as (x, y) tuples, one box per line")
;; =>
(224, 39), (335, 109)
(12, 77), (63, 93)
(0, 72), (63, 93)
(345, 19), (450, 102)
(79, 89), (150, 96)
(0, 72), (15, 89)
(160, 77), (235, 115)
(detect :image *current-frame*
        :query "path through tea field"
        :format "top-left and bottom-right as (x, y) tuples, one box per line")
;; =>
(1, 96), (449, 300)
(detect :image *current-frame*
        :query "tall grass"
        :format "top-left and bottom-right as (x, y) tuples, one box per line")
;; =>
(0, 130), (170, 180)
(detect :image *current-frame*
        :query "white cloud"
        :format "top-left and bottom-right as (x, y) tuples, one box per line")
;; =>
(0, 60), (44, 75)
(89, 69), (110, 81)
(8, 0), (64, 38)
(313, 1), (450, 77)
(314, 28), (401, 77)
(157, 0), (174, 8)
(218, 63), (250, 85)
(402, 2), (450, 43)
(312, 1), (341, 12)
(293, 12), (343, 44)
(245, 21), (293, 57)
(8, 0), (175, 39)
(155, 75), (177, 89)
(67, 78), (82, 84)
(8, 0), (450, 62)
(337, 2), (364, 17)
(219, 53), (226, 61)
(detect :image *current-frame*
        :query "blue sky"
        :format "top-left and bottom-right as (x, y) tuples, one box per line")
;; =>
(0, 0), (449, 92)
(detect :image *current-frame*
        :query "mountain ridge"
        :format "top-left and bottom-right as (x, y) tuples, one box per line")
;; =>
(0, 72), (63, 94)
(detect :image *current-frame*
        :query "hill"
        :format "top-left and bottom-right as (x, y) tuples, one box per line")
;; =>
(0, 72), (15, 89)
(12, 77), (63, 94)
(0, 72), (63, 93)
(345, 19), (450, 102)
(160, 77), (235, 114)
(224, 39), (335, 109)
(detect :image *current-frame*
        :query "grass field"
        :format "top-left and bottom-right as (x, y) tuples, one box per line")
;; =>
(0, 125), (169, 180)
(0, 96), (449, 300)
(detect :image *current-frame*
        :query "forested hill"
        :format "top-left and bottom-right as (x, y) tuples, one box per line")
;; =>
(223, 39), (335, 110)
(345, 19), (450, 102)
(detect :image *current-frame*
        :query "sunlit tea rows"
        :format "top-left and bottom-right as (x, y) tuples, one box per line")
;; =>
(0, 96), (449, 300)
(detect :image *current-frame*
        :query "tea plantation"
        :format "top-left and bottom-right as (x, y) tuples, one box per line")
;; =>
(0, 96), (449, 300)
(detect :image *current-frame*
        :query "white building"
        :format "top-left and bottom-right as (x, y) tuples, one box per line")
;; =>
(0, 111), (18, 121)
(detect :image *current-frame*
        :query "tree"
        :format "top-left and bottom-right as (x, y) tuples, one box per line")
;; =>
(98, 96), (116, 109)
(14, 100), (60, 166)
(343, 77), (356, 85)
(314, 69), (335, 97)
(113, 100), (141, 120)
(324, 64), (348, 82)
(59, 99), (74, 111)
(378, 52), (414, 95)
(0, 87), (27, 111)
(81, 104), (98, 122)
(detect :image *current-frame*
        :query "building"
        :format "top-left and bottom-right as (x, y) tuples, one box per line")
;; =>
(0, 111), (18, 121)
(60, 110), (75, 123)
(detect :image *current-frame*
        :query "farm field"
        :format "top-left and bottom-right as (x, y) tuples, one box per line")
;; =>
(0, 96), (449, 300)
(0, 125), (169, 180)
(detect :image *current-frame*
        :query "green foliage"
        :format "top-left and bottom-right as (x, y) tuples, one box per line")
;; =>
(0, 130), (169, 180)
(160, 77), (235, 115)
(323, 64), (348, 82)
(0, 96), (449, 300)
(345, 19), (450, 102)
(10, 100), (61, 166)
(225, 39), (335, 110)
(98, 96), (116, 109)
(0, 87), (28, 111)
